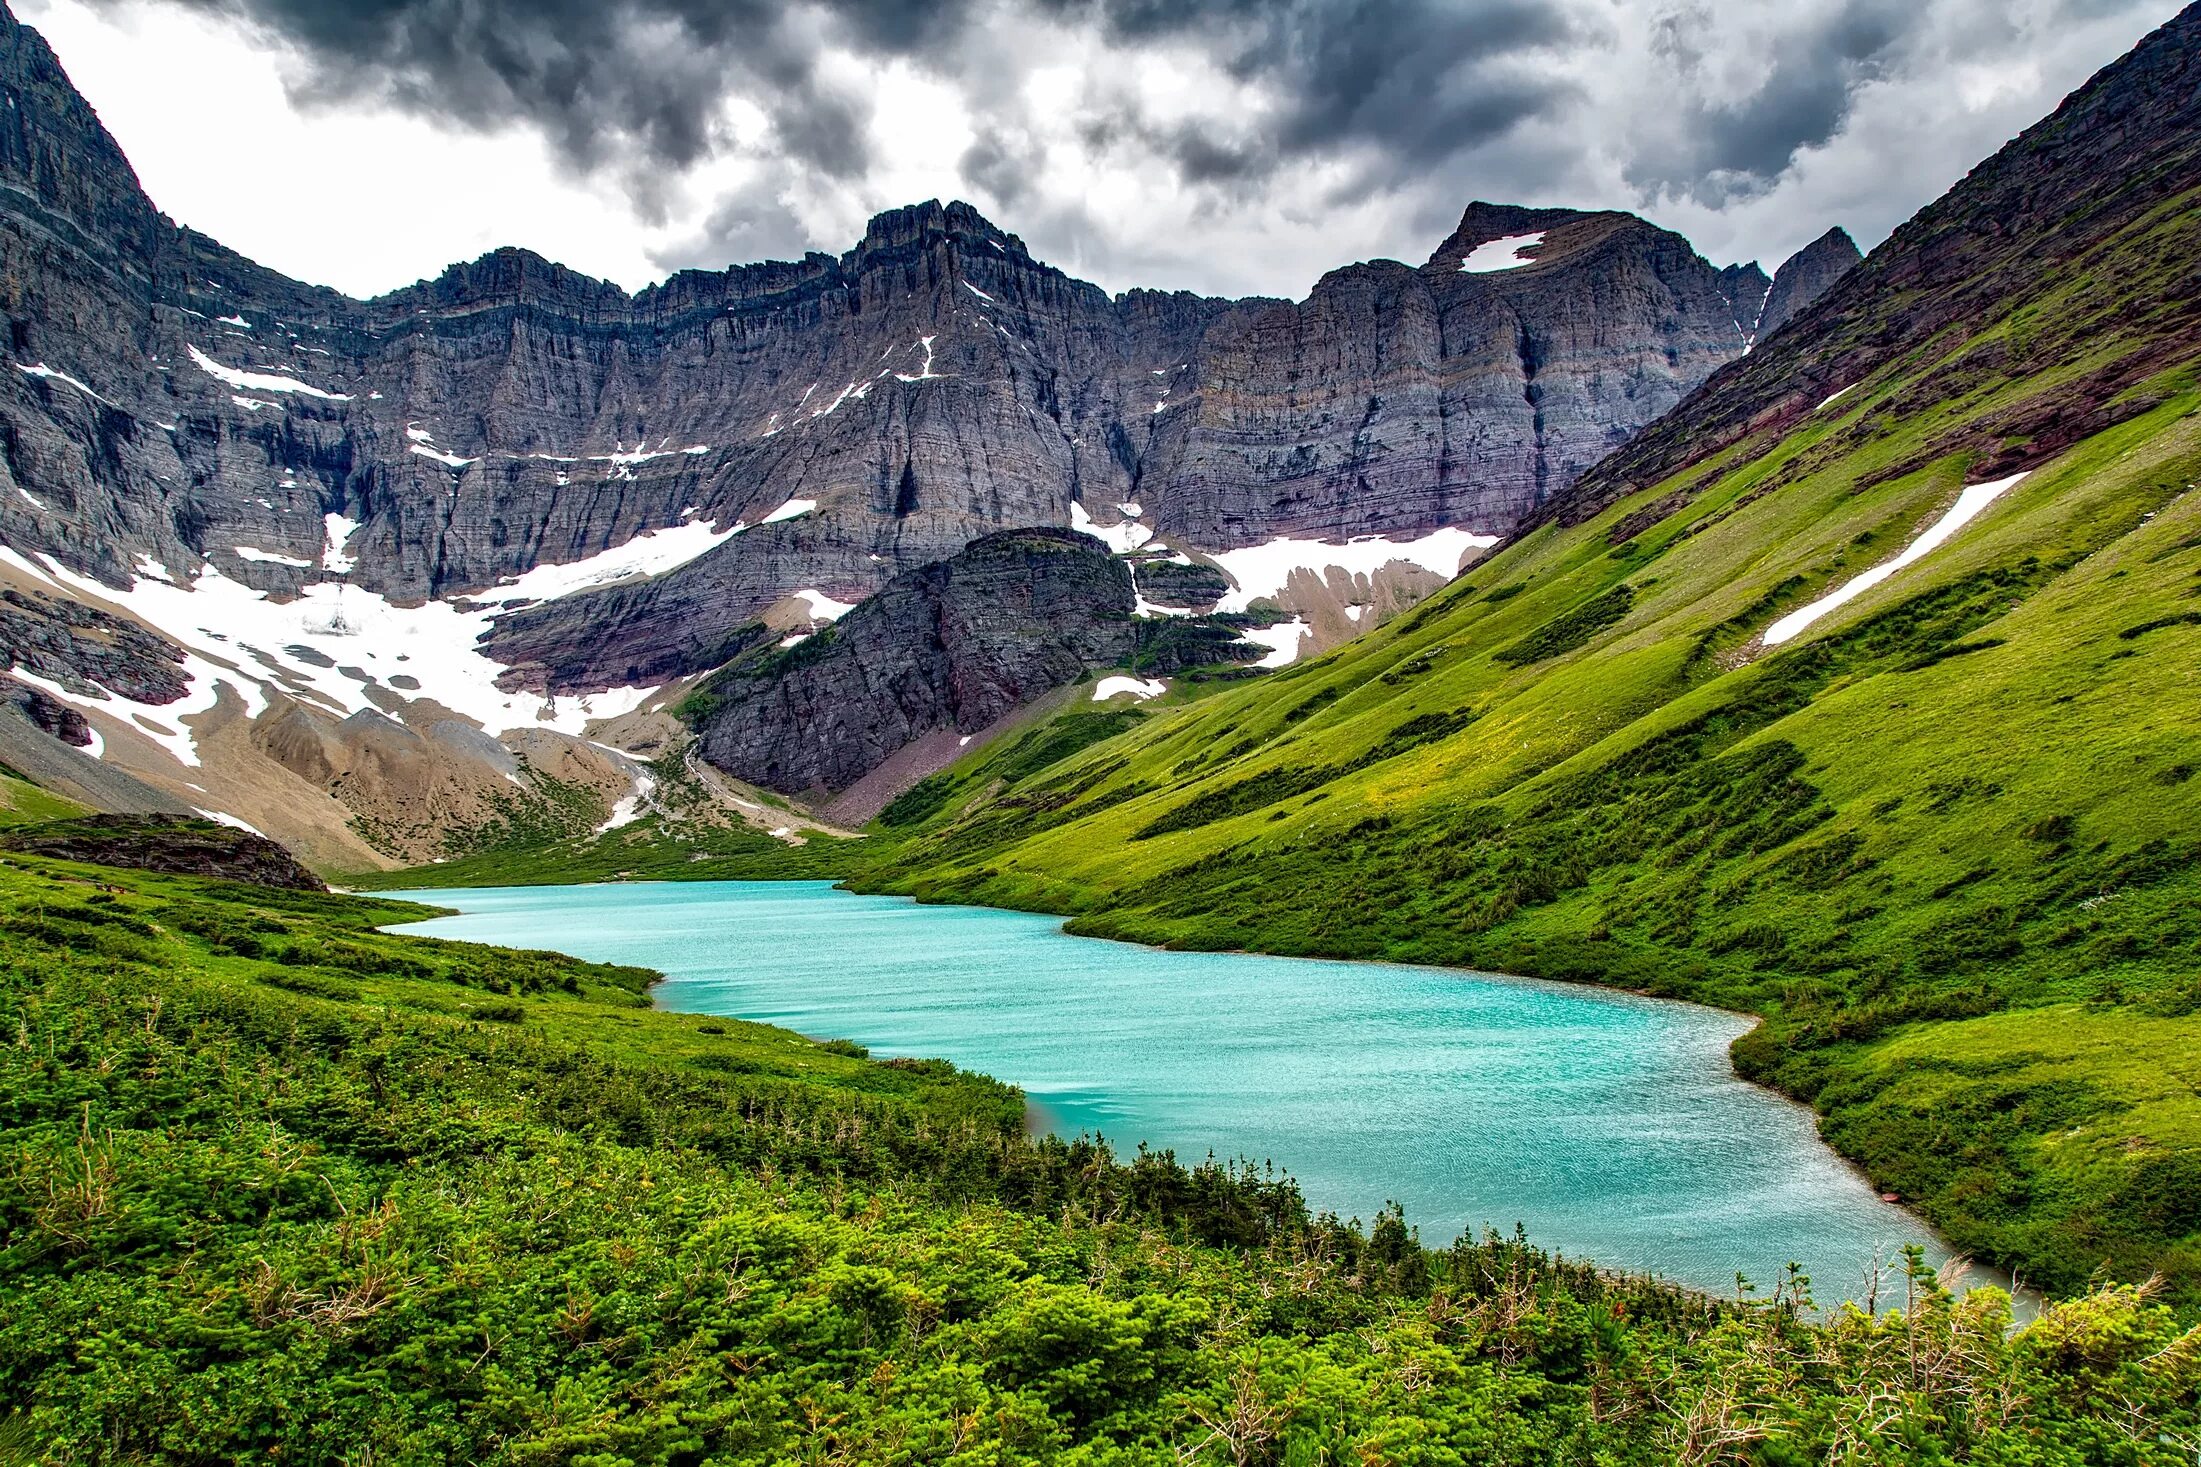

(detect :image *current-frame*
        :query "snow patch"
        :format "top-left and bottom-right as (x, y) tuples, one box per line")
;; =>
(1816, 384), (1856, 412)
(1241, 619), (1310, 669)
(1763, 473), (2031, 647)
(761, 497), (817, 525)
(187, 344), (350, 400)
(216, 314), (250, 329)
(595, 773), (656, 834)
(1460, 232), (1547, 273)
(233, 545), (315, 569)
(485, 518), (745, 603)
(1207, 527), (1497, 613)
(1092, 675), (1166, 701)
(409, 443), (476, 470)
(961, 281), (994, 302)
(3, 628), (257, 770)
(792, 588), (857, 622)
(588, 443), (709, 469)
(1069, 499), (1153, 553)
(321, 514), (361, 575)
(14, 361), (114, 406)
(894, 335), (941, 382)
(194, 807), (264, 836)
(0, 546), (662, 768)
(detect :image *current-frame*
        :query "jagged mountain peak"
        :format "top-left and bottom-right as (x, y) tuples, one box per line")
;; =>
(1717, 260), (1774, 339)
(1423, 201), (1679, 276)
(0, 0), (165, 265)
(1756, 226), (1864, 338)
(845, 198), (1037, 269)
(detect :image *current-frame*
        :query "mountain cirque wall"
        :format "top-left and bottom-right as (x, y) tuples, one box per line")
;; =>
(0, 0), (1860, 859)
(0, 1), (1845, 698)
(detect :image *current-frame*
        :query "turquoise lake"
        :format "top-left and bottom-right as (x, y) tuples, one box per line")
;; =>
(390, 879), (1968, 1305)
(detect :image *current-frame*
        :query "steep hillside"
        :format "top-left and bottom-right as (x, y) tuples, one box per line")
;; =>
(861, 6), (2201, 1298)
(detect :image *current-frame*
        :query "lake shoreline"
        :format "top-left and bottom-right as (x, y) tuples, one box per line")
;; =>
(384, 878), (2002, 1307)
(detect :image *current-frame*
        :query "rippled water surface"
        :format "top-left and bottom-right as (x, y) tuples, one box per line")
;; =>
(392, 880), (1958, 1302)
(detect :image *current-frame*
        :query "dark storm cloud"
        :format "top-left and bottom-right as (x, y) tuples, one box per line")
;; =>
(104, 0), (934, 203)
(1620, 0), (2102, 208)
(125, 0), (1581, 206)
(959, 133), (1040, 210)
(1058, 0), (1582, 183)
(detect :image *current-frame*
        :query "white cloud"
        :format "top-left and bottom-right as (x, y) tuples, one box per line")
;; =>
(21, 0), (668, 294)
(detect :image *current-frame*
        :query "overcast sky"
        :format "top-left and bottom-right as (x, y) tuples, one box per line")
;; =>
(22, 0), (2186, 302)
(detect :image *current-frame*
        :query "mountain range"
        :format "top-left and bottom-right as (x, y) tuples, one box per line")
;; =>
(0, 0), (1867, 862)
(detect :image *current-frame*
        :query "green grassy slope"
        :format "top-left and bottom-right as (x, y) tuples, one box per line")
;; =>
(340, 750), (864, 890)
(4, 840), (2198, 1461)
(858, 34), (2201, 1302)
(0, 771), (88, 828)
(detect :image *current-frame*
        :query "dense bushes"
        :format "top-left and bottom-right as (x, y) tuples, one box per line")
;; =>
(3, 851), (2199, 1460)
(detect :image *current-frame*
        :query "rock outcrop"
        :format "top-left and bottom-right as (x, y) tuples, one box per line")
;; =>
(2, 813), (325, 890)
(0, 588), (188, 704)
(1756, 228), (1863, 339)
(1, 673), (90, 745)
(693, 529), (1246, 795)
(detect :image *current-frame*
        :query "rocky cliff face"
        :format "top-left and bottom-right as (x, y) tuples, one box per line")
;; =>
(1137, 203), (1765, 549)
(692, 528), (1244, 795)
(1756, 228), (1863, 339)
(0, 2), (1818, 690)
(2, 813), (325, 890)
